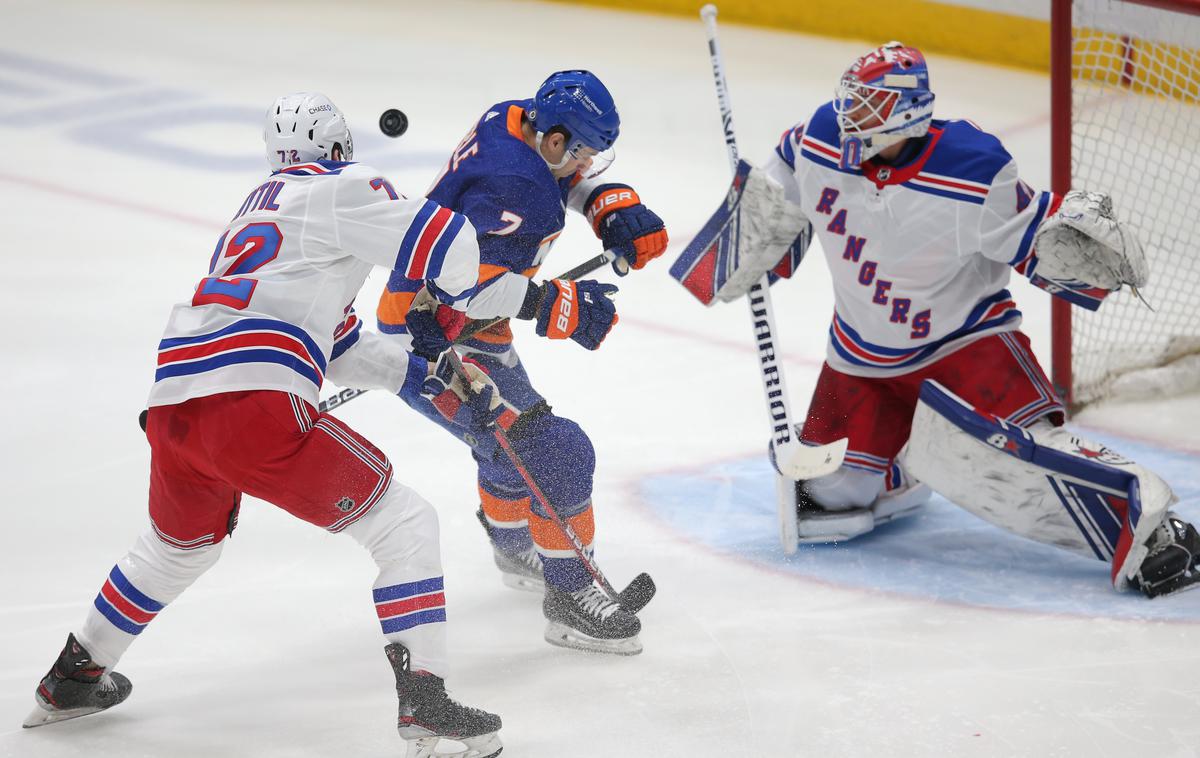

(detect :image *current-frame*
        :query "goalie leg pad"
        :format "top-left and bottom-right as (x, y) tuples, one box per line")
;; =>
(903, 380), (1177, 590)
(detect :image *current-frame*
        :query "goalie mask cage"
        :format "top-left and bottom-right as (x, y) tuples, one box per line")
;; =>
(1050, 0), (1200, 411)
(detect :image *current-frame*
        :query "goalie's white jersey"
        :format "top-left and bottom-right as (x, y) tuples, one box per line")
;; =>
(147, 160), (478, 408)
(765, 103), (1058, 378)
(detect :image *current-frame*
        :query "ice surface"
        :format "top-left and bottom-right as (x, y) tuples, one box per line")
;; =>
(2, 2), (1198, 757)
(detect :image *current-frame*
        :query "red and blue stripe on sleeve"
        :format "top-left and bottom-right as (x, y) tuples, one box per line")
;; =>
(395, 200), (467, 281)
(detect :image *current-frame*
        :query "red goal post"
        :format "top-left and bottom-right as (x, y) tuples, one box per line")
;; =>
(1050, 0), (1200, 411)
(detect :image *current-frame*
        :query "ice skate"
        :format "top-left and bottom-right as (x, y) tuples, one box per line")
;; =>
(23, 633), (132, 728)
(476, 508), (544, 592)
(1133, 513), (1200, 598)
(386, 643), (502, 758)
(543, 582), (642, 656)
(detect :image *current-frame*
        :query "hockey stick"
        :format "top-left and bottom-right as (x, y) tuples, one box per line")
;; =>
(700, 4), (847, 553)
(443, 349), (656, 614)
(314, 250), (625, 415)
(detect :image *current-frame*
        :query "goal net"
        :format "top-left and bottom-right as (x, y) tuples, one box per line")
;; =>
(1051, 0), (1200, 408)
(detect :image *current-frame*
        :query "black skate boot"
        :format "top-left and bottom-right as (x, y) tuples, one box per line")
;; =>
(475, 508), (544, 593)
(1133, 513), (1200, 598)
(543, 583), (642, 656)
(385, 643), (502, 758)
(23, 633), (132, 728)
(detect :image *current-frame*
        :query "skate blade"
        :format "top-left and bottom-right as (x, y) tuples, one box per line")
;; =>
(404, 732), (502, 758)
(544, 622), (642, 656)
(22, 703), (108, 729)
(500, 572), (544, 593)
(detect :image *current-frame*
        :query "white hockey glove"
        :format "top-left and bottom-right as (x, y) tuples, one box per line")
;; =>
(1032, 191), (1148, 291)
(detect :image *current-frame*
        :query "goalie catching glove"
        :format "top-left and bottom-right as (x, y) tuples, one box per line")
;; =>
(1032, 190), (1149, 292)
(521, 278), (619, 350)
(585, 183), (669, 274)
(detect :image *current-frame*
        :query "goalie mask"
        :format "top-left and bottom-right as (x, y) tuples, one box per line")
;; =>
(529, 70), (620, 178)
(833, 42), (935, 169)
(263, 92), (354, 171)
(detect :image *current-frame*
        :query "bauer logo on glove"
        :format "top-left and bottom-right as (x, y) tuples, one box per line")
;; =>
(534, 278), (619, 350)
(585, 183), (668, 273)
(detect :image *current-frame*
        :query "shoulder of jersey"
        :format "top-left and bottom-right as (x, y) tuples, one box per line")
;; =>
(922, 119), (1013, 187)
(474, 99), (546, 174)
(791, 102), (845, 169)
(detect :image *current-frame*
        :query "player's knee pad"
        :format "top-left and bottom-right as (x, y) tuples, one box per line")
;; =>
(131, 528), (224, 603)
(480, 412), (596, 520)
(345, 481), (441, 570)
(905, 379), (1177, 589)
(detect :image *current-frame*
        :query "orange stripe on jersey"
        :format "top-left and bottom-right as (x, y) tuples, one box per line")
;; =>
(479, 487), (531, 524)
(377, 290), (416, 327)
(478, 263), (512, 285)
(470, 320), (513, 345)
(528, 508), (595, 551)
(522, 265), (541, 278)
(506, 105), (525, 141)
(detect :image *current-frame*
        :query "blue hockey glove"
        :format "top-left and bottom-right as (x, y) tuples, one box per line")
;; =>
(405, 287), (467, 361)
(585, 183), (668, 275)
(419, 353), (517, 433)
(533, 279), (618, 350)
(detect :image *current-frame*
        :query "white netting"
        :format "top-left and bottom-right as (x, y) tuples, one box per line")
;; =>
(1069, 0), (1200, 405)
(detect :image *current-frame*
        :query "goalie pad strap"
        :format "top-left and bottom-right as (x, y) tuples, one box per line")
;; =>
(903, 380), (1175, 589)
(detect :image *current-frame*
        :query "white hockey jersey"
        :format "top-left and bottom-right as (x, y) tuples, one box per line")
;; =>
(147, 160), (478, 408)
(765, 103), (1059, 378)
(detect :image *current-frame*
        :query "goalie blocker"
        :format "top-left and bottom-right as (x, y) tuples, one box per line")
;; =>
(903, 380), (1199, 598)
(670, 159), (812, 306)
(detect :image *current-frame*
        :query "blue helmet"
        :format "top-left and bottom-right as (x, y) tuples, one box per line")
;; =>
(529, 70), (620, 154)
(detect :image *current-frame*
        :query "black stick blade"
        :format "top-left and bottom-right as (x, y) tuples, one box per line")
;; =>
(618, 572), (656, 614)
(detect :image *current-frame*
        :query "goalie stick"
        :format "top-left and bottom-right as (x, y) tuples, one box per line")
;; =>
(442, 349), (656, 614)
(699, 4), (847, 553)
(313, 250), (626, 415)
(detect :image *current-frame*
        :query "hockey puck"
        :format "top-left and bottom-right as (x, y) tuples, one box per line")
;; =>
(379, 108), (408, 138)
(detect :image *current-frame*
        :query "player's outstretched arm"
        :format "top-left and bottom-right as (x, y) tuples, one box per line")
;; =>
(980, 160), (1145, 311)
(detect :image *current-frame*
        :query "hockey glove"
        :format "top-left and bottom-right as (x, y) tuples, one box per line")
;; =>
(420, 352), (518, 433)
(532, 279), (619, 351)
(585, 183), (669, 275)
(406, 286), (468, 361)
